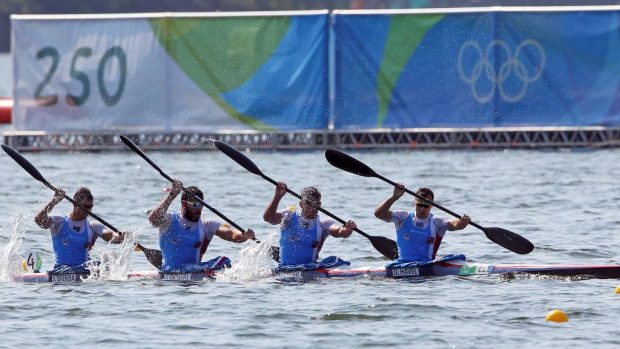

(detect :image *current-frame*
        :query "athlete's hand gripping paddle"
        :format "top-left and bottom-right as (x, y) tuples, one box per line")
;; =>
(324, 148), (534, 255)
(119, 135), (280, 262)
(213, 140), (399, 260)
(1, 143), (162, 268)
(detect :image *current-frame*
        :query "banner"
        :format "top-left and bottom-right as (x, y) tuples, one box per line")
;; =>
(12, 12), (329, 132)
(333, 10), (620, 129)
(14, 9), (620, 132)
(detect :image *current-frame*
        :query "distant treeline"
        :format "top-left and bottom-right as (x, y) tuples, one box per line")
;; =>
(1, 0), (617, 52)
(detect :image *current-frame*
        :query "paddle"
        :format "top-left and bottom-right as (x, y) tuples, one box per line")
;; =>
(213, 140), (399, 260)
(0, 143), (163, 268)
(119, 135), (280, 262)
(134, 243), (162, 269)
(324, 149), (534, 255)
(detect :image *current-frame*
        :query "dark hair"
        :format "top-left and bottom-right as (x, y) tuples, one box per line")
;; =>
(416, 187), (434, 201)
(73, 187), (93, 202)
(300, 187), (321, 202)
(181, 186), (204, 201)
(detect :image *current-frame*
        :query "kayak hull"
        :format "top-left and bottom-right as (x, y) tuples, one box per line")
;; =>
(14, 270), (216, 283)
(15, 260), (620, 283)
(275, 262), (620, 280)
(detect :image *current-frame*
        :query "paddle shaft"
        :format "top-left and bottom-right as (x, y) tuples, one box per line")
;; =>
(1, 143), (169, 265)
(53, 187), (122, 234)
(177, 184), (245, 233)
(323, 149), (534, 254)
(119, 136), (247, 234)
(259, 174), (373, 239)
(44, 184), (164, 266)
(374, 173), (484, 230)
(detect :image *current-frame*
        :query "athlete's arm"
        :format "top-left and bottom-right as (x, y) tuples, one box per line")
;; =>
(100, 229), (125, 244)
(149, 179), (182, 228)
(35, 188), (65, 229)
(328, 220), (356, 238)
(446, 215), (471, 231)
(263, 182), (287, 225)
(215, 225), (255, 243)
(374, 183), (405, 222)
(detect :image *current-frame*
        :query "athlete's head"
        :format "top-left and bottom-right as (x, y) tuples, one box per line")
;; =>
(181, 186), (204, 222)
(72, 187), (93, 219)
(414, 187), (433, 219)
(299, 187), (321, 219)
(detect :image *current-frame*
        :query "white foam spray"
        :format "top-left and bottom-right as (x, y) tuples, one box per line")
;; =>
(86, 229), (140, 281)
(0, 213), (25, 282)
(217, 230), (279, 282)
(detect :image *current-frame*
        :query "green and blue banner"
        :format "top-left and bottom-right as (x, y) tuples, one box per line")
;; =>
(12, 12), (328, 131)
(12, 9), (620, 132)
(334, 10), (620, 129)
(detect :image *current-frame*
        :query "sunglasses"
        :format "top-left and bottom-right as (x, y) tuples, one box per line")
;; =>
(183, 201), (202, 209)
(301, 200), (321, 208)
(415, 202), (431, 208)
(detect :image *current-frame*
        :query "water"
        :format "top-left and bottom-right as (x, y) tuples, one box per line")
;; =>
(0, 149), (619, 348)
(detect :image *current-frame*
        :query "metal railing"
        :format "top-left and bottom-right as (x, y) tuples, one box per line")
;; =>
(3, 126), (620, 151)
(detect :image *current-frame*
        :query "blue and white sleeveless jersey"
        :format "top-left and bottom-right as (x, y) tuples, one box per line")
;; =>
(278, 208), (333, 266)
(159, 212), (220, 269)
(50, 216), (100, 266)
(391, 210), (448, 262)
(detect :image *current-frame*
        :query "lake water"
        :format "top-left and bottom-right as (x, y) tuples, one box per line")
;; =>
(0, 148), (619, 348)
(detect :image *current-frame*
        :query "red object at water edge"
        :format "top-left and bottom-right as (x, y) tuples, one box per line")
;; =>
(0, 98), (11, 124)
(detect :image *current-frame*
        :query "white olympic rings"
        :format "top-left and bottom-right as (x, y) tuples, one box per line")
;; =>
(457, 39), (546, 103)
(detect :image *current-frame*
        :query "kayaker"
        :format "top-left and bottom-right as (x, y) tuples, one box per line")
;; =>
(374, 184), (471, 263)
(148, 179), (255, 273)
(263, 182), (356, 268)
(34, 187), (125, 273)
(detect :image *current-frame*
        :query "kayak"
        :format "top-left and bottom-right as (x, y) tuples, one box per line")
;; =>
(17, 272), (91, 283)
(14, 259), (620, 283)
(127, 270), (216, 281)
(273, 259), (620, 280)
(14, 270), (216, 283)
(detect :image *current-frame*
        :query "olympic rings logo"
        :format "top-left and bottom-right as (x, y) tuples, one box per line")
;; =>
(457, 39), (546, 103)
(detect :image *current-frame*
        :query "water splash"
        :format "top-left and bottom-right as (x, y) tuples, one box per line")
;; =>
(85, 230), (139, 281)
(218, 231), (278, 282)
(0, 213), (25, 282)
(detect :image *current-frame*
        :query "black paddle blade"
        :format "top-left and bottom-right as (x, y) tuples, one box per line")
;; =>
(270, 246), (280, 263)
(483, 227), (534, 254)
(120, 135), (152, 165)
(120, 134), (174, 182)
(213, 140), (263, 176)
(134, 243), (163, 269)
(1, 144), (48, 185)
(324, 149), (377, 178)
(120, 135), (140, 152)
(369, 235), (399, 260)
(120, 135), (153, 167)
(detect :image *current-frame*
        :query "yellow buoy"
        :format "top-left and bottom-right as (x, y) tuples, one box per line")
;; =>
(545, 309), (569, 323)
(615, 285), (620, 294)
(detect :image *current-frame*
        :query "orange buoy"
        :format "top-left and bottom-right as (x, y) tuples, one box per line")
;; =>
(545, 309), (569, 323)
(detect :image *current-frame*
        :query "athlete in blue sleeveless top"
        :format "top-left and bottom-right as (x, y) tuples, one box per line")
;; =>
(375, 184), (470, 263)
(263, 182), (356, 267)
(35, 187), (125, 272)
(149, 179), (255, 272)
